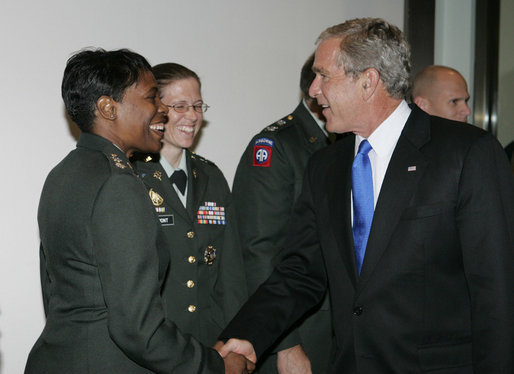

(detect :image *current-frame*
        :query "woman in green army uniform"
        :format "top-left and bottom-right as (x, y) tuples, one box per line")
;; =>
(25, 49), (251, 374)
(134, 63), (247, 346)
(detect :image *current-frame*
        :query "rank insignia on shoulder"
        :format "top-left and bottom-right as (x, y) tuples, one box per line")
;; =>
(149, 188), (164, 206)
(264, 124), (279, 132)
(153, 170), (162, 181)
(110, 154), (126, 169)
(204, 245), (216, 265)
(252, 137), (274, 167)
(197, 202), (226, 225)
(190, 152), (212, 165)
(110, 154), (122, 163)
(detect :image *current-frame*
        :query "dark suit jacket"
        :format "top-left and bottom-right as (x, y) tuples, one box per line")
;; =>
(26, 133), (224, 374)
(221, 106), (514, 373)
(232, 102), (332, 373)
(134, 150), (247, 346)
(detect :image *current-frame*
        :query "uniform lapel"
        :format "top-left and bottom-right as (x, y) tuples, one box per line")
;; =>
(293, 103), (330, 151)
(356, 108), (431, 293)
(327, 136), (358, 287)
(139, 159), (191, 222)
(187, 151), (209, 222)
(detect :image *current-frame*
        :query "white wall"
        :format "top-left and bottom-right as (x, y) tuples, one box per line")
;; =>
(0, 1), (404, 372)
(434, 0), (476, 113)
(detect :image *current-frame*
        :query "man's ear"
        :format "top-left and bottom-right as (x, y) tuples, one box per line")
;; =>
(96, 96), (117, 121)
(361, 68), (380, 101)
(413, 96), (429, 112)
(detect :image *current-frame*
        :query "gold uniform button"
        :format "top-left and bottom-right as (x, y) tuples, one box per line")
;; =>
(188, 256), (196, 264)
(186, 280), (195, 288)
(186, 231), (195, 239)
(188, 305), (196, 313)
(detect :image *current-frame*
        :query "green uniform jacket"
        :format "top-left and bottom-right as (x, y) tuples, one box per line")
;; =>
(232, 102), (333, 373)
(134, 150), (247, 347)
(25, 133), (224, 374)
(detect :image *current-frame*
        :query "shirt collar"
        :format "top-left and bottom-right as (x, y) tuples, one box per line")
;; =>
(159, 149), (188, 178)
(355, 100), (411, 156)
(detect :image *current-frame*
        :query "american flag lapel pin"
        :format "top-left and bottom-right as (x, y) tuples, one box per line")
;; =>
(408, 166), (416, 172)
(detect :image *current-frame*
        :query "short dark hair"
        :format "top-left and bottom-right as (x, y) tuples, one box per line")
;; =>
(152, 63), (201, 91)
(300, 53), (315, 98)
(61, 48), (152, 132)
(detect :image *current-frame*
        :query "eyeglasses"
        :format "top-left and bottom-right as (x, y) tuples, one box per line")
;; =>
(166, 103), (210, 113)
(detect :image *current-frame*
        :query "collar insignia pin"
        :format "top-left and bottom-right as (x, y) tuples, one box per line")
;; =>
(153, 171), (162, 181)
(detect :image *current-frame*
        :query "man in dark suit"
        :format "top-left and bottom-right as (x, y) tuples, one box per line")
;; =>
(231, 54), (332, 374)
(216, 18), (514, 373)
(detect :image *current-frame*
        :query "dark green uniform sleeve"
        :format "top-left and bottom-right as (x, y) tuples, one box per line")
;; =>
(215, 186), (248, 323)
(221, 161), (328, 358)
(91, 173), (224, 374)
(232, 136), (302, 350)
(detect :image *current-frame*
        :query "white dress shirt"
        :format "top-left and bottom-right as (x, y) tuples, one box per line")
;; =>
(353, 100), (411, 212)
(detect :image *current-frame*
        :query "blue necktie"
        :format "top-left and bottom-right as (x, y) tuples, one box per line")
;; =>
(352, 140), (374, 275)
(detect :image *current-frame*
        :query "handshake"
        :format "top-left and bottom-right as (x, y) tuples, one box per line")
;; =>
(214, 339), (257, 374)
(213, 340), (312, 374)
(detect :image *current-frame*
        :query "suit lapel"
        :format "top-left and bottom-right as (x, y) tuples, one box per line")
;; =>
(187, 152), (209, 221)
(327, 136), (358, 287)
(356, 108), (431, 293)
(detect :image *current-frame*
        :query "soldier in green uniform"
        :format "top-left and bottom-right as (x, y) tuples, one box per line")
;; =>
(25, 49), (251, 373)
(133, 63), (247, 347)
(231, 55), (334, 373)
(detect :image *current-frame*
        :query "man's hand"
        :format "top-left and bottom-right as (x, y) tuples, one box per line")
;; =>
(214, 339), (257, 364)
(222, 351), (255, 374)
(214, 340), (256, 373)
(277, 344), (312, 374)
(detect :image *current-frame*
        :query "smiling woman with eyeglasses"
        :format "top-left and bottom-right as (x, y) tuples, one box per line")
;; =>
(133, 63), (248, 351)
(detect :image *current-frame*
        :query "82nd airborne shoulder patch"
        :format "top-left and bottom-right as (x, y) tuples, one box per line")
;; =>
(252, 137), (274, 167)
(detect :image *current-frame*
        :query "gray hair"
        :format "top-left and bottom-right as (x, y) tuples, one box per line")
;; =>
(317, 18), (411, 100)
